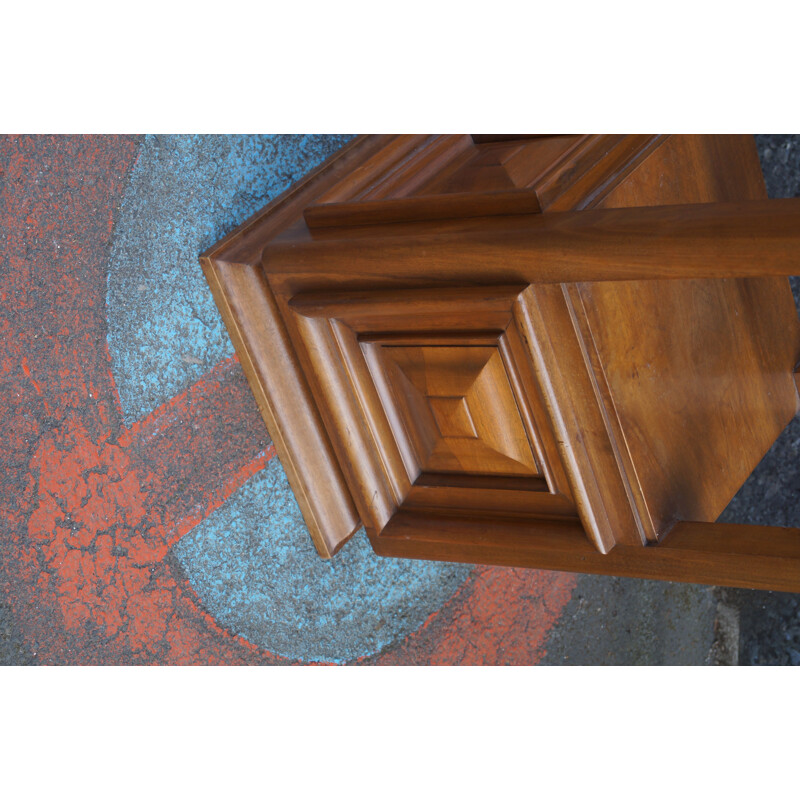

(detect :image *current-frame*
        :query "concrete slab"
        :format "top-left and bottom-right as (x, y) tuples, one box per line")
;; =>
(539, 576), (717, 665)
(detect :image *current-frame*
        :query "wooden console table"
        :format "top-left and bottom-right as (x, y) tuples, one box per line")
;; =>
(201, 135), (800, 591)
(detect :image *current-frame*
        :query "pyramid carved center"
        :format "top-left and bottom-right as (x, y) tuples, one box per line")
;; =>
(374, 344), (540, 478)
(428, 396), (478, 439)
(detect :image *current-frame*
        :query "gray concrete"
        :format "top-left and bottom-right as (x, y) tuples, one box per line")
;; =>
(540, 576), (717, 665)
(0, 552), (33, 666)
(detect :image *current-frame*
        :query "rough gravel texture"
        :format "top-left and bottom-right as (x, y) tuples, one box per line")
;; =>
(0, 560), (33, 665)
(107, 134), (354, 426)
(172, 458), (471, 663)
(539, 575), (717, 665)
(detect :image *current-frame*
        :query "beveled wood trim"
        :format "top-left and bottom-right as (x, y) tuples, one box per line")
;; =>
(284, 279), (583, 533)
(199, 136), (401, 558)
(412, 473), (547, 491)
(318, 135), (474, 204)
(403, 484), (576, 518)
(515, 285), (646, 552)
(304, 188), (541, 229)
(262, 199), (800, 284)
(288, 284), (524, 332)
(313, 135), (431, 206)
(373, 514), (800, 593)
(357, 332), (501, 346)
(199, 259), (360, 557)
(497, 324), (573, 500)
(286, 311), (406, 535)
(360, 340), (428, 482)
(536, 134), (668, 211)
(561, 283), (659, 543)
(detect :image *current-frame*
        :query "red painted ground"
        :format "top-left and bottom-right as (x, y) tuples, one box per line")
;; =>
(0, 135), (577, 664)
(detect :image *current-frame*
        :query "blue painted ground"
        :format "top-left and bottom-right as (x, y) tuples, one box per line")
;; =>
(107, 134), (354, 426)
(173, 458), (468, 663)
(106, 135), (472, 662)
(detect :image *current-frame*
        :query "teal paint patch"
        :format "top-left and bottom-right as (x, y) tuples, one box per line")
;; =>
(107, 133), (472, 661)
(173, 458), (472, 663)
(107, 134), (353, 426)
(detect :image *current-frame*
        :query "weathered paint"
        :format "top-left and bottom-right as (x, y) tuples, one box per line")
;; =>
(174, 458), (471, 663)
(0, 134), (578, 665)
(107, 134), (354, 425)
(106, 134), (475, 661)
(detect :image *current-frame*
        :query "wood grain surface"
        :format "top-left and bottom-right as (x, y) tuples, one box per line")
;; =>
(203, 134), (800, 590)
(262, 198), (800, 284)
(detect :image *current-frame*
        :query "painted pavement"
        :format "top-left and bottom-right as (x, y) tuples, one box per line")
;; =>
(0, 135), (578, 665)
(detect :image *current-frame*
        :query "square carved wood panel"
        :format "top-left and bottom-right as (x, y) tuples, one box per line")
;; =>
(368, 345), (538, 477)
(287, 285), (577, 538)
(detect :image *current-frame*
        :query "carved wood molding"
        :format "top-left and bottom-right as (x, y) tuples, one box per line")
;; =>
(202, 134), (800, 591)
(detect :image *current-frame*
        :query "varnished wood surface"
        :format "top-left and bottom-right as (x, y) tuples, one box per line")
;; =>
(382, 345), (540, 477)
(304, 188), (541, 229)
(315, 135), (473, 204)
(572, 133), (800, 540)
(288, 311), (409, 535)
(515, 284), (647, 551)
(373, 514), (800, 593)
(199, 137), (391, 556)
(203, 133), (800, 590)
(200, 258), (360, 557)
(262, 198), (800, 284)
(526, 135), (667, 210)
(284, 279), (579, 540)
(288, 284), (524, 330)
